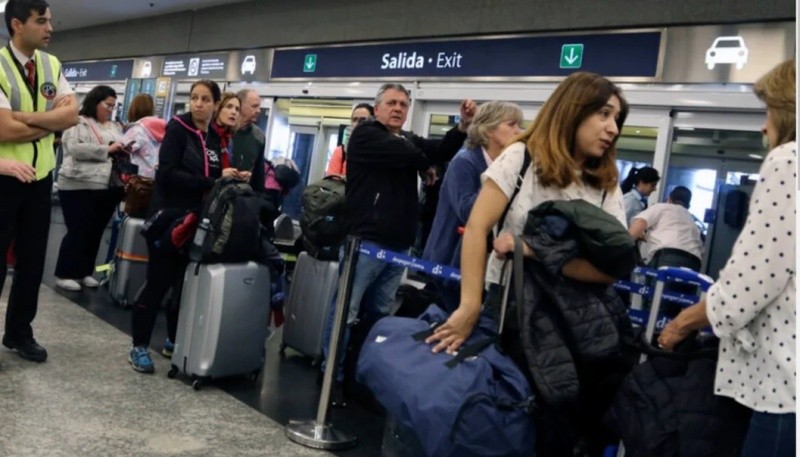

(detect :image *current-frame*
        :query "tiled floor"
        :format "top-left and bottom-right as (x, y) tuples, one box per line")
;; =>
(0, 206), (384, 456)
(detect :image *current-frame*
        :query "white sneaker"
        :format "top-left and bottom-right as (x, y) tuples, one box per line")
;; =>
(55, 278), (81, 291)
(82, 276), (100, 288)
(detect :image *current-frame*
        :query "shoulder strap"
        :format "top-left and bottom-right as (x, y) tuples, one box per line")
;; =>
(497, 147), (532, 232)
(601, 189), (607, 206)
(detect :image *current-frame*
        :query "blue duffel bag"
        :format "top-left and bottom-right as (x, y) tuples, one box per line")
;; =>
(356, 304), (536, 457)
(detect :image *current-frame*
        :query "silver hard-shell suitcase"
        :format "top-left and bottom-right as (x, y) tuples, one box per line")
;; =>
(108, 217), (148, 308)
(169, 262), (270, 390)
(280, 252), (339, 361)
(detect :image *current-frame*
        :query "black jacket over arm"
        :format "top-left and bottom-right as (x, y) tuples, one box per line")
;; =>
(345, 119), (465, 249)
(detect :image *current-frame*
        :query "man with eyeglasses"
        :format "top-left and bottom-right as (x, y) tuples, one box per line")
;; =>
(321, 82), (475, 405)
(0, 0), (78, 364)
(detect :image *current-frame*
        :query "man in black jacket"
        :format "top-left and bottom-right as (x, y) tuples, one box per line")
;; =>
(321, 83), (475, 402)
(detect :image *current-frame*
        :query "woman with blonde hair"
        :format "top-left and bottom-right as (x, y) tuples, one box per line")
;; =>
(659, 59), (796, 456)
(422, 100), (523, 311)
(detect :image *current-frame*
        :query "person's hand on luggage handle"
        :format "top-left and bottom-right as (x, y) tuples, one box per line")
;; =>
(236, 170), (252, 181)
(0, 158), (36, 183)
(426, 305), (480, 354)
(492, 232), (536, 260)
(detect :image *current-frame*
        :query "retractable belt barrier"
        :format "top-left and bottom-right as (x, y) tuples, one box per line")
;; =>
(359, 242), (462, 282)
(358, 242), (708, 330)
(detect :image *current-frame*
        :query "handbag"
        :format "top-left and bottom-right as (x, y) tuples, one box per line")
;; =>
(109, 151), (138, 187)
(124, 175), (154, 218)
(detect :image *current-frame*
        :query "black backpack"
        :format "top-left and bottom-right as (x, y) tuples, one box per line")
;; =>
(194, 177), (277, 263)
(300, 175), (347, 260)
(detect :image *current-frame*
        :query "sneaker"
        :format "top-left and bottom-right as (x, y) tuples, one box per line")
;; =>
(161, 339), (175, 358)
(129, 346), (155, 373)
(55, 278), (81, 291)
(82, 276), (100, 288)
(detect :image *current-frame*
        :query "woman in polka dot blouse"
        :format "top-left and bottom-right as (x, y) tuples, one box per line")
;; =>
(658, 59), (796, 456)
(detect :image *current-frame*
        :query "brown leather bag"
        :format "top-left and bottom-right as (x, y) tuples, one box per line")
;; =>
(124, 175), (154, 218)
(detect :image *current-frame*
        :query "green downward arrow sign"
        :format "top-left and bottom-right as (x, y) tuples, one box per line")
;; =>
(303, 54), (317, 73)
(560, 44), (584, 69)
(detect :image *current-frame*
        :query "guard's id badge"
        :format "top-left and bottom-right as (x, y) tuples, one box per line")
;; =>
(40, 82), (57, 100)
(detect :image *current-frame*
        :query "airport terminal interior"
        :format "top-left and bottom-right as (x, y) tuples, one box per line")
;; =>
(0, 0), (797, 456)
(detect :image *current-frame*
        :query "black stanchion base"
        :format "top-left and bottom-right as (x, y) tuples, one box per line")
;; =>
(285, 420), (358, 451)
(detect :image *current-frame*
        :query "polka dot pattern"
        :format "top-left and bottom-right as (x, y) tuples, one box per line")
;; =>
(706, 142), (796, 413)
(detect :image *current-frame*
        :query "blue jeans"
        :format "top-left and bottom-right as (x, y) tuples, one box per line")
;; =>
(321, 243), (406, 381)
(742, 411), (796, 457)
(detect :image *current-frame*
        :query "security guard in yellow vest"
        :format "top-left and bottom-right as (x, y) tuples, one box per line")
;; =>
(0, 0), (78, 363)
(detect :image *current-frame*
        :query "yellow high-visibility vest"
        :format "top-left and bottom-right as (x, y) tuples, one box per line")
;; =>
(0, 47), (62, 181)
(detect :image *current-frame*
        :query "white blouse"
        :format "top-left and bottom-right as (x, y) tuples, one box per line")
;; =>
(481, 142), (627, 284)
(706, 141), (796, 414)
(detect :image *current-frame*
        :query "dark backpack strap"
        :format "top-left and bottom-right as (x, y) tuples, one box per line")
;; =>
(601, 189), (607, 206)
(497, 148), (532, 232)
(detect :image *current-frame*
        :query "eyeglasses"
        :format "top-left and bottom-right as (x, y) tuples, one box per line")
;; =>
(351, 116), (368, 124)
(101, 102), (115, 110)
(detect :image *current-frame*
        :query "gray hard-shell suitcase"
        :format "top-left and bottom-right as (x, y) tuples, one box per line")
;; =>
(108, 217), (148, 308)
(280, 252), (339, 361)
(168, 262), (270, 390)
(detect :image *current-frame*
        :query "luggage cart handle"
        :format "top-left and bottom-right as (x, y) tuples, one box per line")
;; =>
(656, 267), (713, 292)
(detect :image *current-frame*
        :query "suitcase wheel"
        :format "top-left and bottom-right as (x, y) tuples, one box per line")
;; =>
(192, 379), (203, 391)
(167, 365), (178, 379)
(249, 370), (260, 383)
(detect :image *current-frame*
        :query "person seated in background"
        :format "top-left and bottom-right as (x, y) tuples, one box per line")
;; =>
(121, 93), (165, 179)
(628, 185), (703, 270)
(54, 85), (125, 291)
(326, 103), (374, 177)
(621, 165), (660, 225)
(658, 59), (796, 457)
(422, 100), (523, 312)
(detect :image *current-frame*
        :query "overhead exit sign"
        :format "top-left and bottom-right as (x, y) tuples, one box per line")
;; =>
(272, 31), (661, 79)
(560, 44), (584, 69)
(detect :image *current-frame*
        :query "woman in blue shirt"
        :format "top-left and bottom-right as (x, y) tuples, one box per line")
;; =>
(422, 101), (522, 312)
(620, 165), (659, 225)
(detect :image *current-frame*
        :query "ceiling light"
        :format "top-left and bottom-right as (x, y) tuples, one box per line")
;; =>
(0, 1), (6, 10)
(748, 154), (763, 159)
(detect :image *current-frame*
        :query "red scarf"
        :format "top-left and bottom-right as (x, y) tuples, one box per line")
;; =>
(211, 120), (233, 169)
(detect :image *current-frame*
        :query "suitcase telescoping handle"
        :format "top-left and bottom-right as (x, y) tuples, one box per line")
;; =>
(645, 266), (713, 356)
(496, 235), (525, 335)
